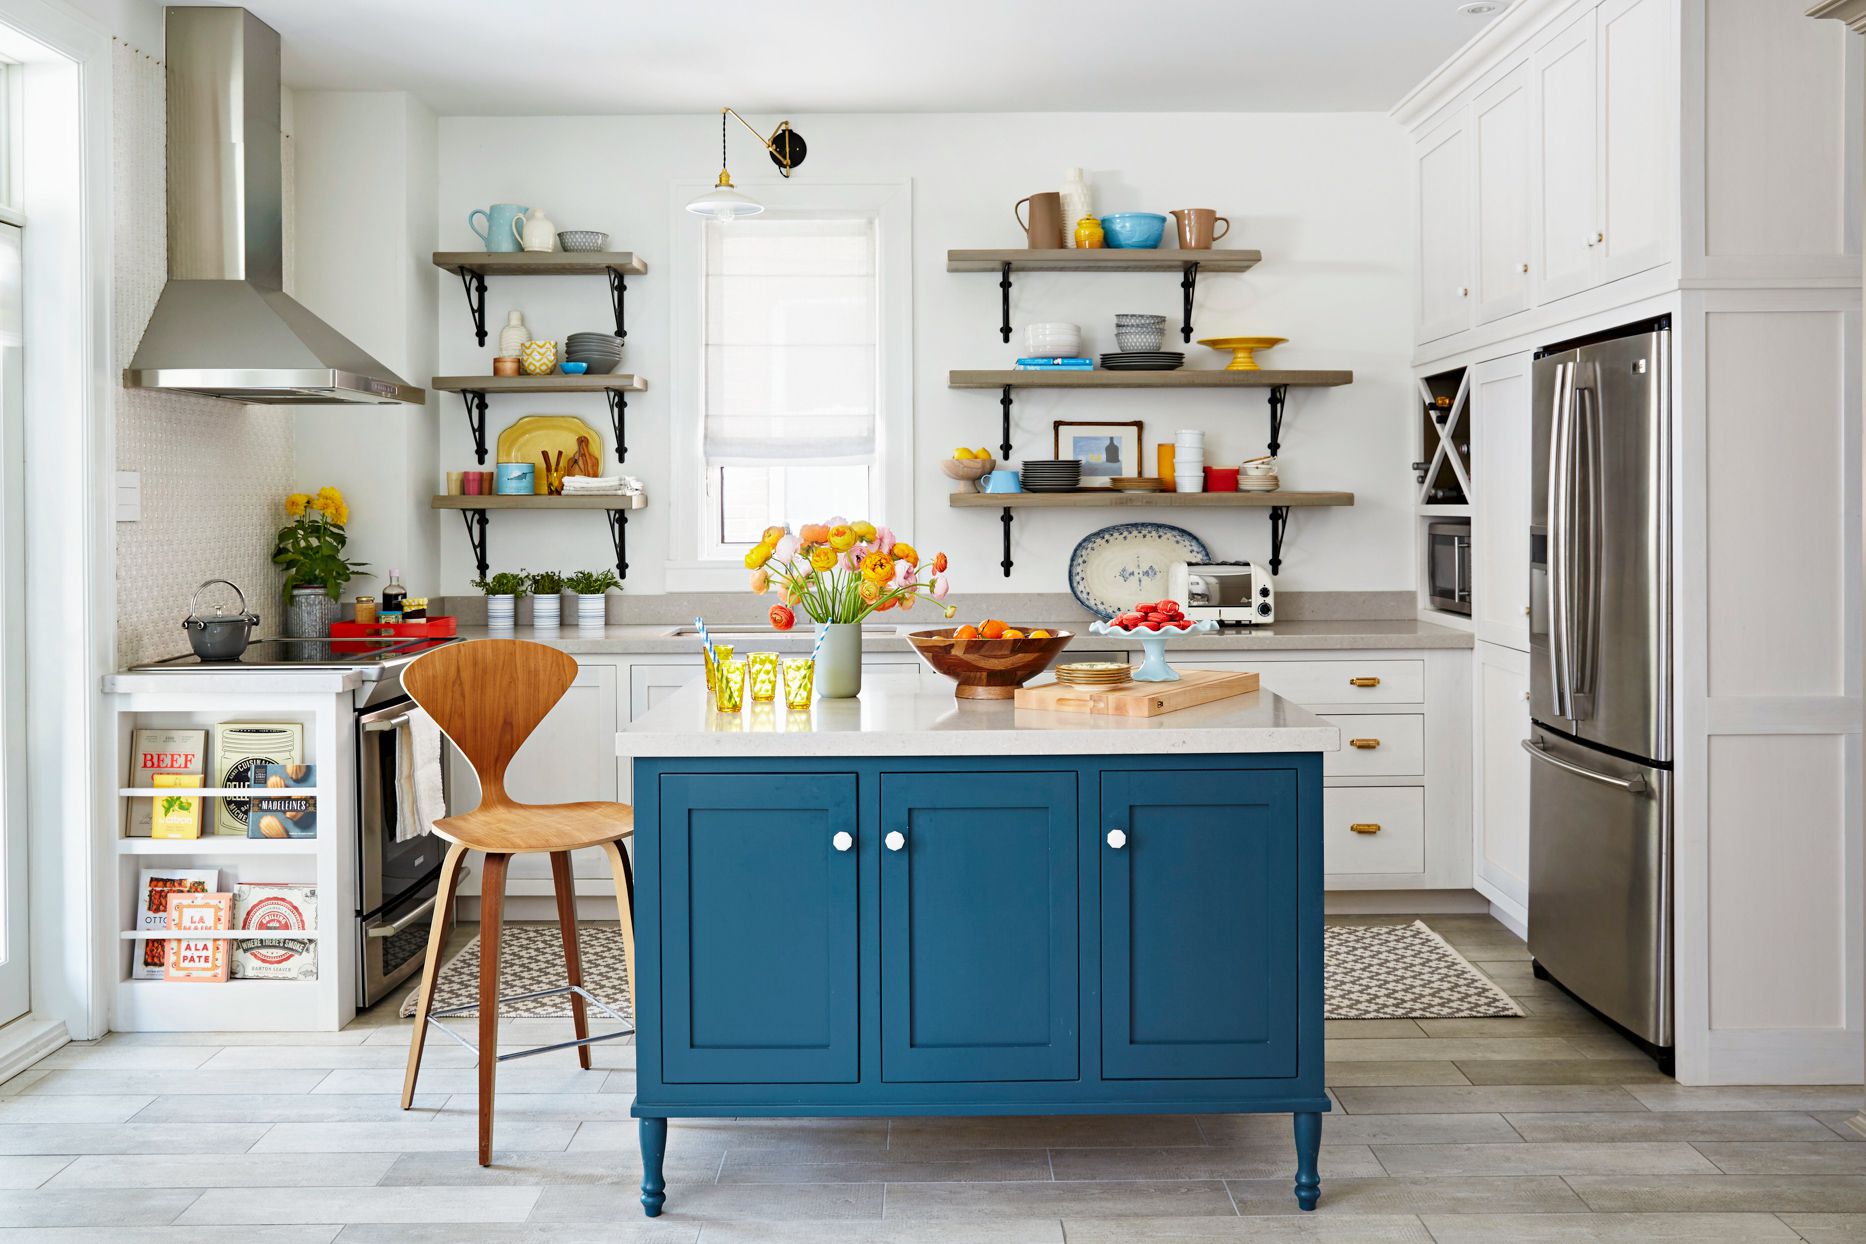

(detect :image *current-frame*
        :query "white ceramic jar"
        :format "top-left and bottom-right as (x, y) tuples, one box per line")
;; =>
(498, 310), (531, 357)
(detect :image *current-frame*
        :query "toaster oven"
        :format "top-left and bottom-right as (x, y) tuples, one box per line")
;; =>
(1166, 561), (1275, 625)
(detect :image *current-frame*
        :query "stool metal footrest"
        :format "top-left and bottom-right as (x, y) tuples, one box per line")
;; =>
(425, 984), (634, 1063)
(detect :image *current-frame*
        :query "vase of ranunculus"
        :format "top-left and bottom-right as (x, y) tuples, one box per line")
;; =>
(745, 518), (955, 700)
(273, 486), (366, 638)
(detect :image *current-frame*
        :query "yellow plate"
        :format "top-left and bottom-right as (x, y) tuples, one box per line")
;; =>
(1195, 335), (1287, 371)
(495, 415), (605, 494)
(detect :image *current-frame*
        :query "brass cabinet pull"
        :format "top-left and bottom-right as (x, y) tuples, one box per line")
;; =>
(1349, 822), (1382, 835)
(1348, 676), (1381, 688)
(1349, 738), (1381, 750)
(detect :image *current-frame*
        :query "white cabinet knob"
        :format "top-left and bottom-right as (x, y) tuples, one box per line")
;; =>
(832, 831), (853, 853)
(885, 830), (906, 852)
(1106, 828), (1127, 849)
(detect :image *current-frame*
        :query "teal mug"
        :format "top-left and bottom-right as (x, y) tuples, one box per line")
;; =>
(468, 203), (528, 253)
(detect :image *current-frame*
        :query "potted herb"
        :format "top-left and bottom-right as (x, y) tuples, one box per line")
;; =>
(527, 569), (565, 629)
(273, 487), (367, 638)
(565, 568), (619, 629)
(473, 570), (530, 630)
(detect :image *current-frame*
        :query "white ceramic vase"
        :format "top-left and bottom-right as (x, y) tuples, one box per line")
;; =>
(815, 622), (863, 699)
(532, 593), (561, 629)
(576, 593), (606, 629)
(1060, 168), (1092, 250)
(498, 310), (531, 357)
(486, 593), (516, 632)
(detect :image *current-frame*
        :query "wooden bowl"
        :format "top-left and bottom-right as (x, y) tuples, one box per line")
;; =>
(939, 457), (996, 489)
(906, 628), (1073, 699)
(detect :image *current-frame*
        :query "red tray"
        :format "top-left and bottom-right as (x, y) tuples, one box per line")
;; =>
(328, 617), (458, 651)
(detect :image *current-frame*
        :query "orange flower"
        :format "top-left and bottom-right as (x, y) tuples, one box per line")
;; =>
(810, 546), (837, 572)
(859, 551), (896, 583)
(749, 567), (770, 595)
(798, 523), (831, 545)
(829, 524), (858, 552)
(932, 552), (948, 573)
(857, 577), (881, 602)
(761, 525), (787, 545)
(891, 542), (918, 567)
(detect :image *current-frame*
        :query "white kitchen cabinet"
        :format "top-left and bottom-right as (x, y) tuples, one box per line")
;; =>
(1535, 8), (1600, 304)
(1472, 640), (1531, 928)
(1596, 0), (1670, 284)
(1415, 111), (1474, 344)
(1473, 63), (1534, 324)
(1470, 351), (1534, 651)
(629, 662), (701, 722)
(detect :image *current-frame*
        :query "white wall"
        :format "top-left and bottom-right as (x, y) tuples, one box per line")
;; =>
(383, 110), (1415, 598)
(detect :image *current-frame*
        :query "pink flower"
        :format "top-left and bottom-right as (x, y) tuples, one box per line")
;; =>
(750, 567), (770, 595)
(874, 526), (896, 552)
(932, 574), (950, 600)
(772, 534), (799, 562)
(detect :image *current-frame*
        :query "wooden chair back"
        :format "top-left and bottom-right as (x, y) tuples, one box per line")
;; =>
(403, 638), (579, 809)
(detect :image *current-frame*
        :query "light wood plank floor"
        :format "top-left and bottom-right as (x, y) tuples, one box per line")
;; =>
(3, 913), (1863, 1242)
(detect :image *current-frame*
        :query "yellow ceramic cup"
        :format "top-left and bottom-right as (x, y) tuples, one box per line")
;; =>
(519, 339), (558, 376)
(748, 651), (780, 702)
(714, 657), (746, 711)
(782, 657), (815, 709)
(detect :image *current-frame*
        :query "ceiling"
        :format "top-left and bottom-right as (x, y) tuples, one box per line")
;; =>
(195, 0), (1508, 116)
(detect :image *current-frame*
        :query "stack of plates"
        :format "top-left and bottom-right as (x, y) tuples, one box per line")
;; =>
(1238, 474), (1281, 492)
(1020, 460), (1082, 492)
(1099, 351), (1185, 371)
(565, 332), (624, 375)
(1111, 476), (1164, 492)
(1055, 661), (1132, 687)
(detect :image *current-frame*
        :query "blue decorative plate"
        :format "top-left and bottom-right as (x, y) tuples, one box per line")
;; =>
(1068, 523), (1210, 618)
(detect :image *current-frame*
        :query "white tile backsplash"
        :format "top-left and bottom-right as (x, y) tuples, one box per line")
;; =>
(111, 41), (295, 666)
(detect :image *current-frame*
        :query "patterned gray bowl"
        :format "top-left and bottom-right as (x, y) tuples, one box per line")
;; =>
(1116, 327), (1166, 352)
(557, 230), (609, 253)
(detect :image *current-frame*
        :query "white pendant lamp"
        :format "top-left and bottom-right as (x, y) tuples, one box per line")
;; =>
(685, 108), (807, 220)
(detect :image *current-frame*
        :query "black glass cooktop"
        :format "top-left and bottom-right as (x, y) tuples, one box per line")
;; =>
(132, 635), (457, 670)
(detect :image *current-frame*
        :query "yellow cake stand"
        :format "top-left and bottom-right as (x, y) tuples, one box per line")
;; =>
(1197, 336), (1288, 371)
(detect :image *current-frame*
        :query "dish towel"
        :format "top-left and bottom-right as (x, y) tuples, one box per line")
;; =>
(393, 708), (446, 843)
(561, 474), (644, 496)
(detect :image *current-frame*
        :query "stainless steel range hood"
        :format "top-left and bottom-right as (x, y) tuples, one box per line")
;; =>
(123, 7), (423, 406)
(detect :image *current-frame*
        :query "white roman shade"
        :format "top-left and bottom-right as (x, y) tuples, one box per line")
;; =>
(702, 215), (878, 463)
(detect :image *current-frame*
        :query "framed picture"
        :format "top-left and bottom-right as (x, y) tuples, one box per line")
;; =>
(1053, 420), (1144, 480)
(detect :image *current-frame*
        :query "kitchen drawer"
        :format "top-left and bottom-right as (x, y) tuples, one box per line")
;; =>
(1323, 787), (1426, 875)
(1319, 714), (1424, 778)
(1255, 660), (1424, 705)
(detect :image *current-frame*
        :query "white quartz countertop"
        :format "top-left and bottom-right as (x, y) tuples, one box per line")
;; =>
(617, 680), (1340, 758)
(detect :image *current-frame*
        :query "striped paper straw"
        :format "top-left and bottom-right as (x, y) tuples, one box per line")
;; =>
(810, 623), (826, 665)
(694, 615), (718, 670)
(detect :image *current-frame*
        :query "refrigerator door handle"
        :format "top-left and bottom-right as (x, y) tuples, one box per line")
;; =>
(1570, 381), (1602, 720)
(1546, 361), (1576, 719)
(1521, 737), (1648, 793)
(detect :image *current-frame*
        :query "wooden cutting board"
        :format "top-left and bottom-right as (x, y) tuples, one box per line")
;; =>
(1014, 668), (1261, 718)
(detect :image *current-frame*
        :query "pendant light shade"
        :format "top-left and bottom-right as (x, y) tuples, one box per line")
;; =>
(686, 172), (764, 220)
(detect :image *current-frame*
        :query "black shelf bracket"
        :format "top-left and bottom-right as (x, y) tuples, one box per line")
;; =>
(1180, 261), (1201, 343)
(459, 508), (489, 580)
(608, 269), (628, 342)
(1267, 505), (1291, 577)
(459, 390), (489, 464)
(457, 267), (489, 347)
(606, 389), (629, 464)
(998, 262), (1013, 342)
(606, 509), (630, 581)
(999, 386), (1014, 460)
(1265, 384), (1288, 457)
(1000, 506), (1014, 577)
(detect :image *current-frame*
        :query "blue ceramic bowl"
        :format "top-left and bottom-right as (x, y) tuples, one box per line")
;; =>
(559, 361), (589, 375)
(1102, 212), (1168, 249)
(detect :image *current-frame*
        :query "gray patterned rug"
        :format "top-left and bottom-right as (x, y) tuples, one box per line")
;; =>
(401, 919), (1518, 1023)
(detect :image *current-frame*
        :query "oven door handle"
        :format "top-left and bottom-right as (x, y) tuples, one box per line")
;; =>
(362, 712), (414, 734)
(365, 869), (466, 939)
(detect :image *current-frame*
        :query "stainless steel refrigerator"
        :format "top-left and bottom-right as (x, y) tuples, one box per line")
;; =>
(1527, 318), (1673, 1070)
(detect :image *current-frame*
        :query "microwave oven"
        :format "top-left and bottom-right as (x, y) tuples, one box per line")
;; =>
(1426, 519), (1472, 616)
(1166, 561), (1274, 625)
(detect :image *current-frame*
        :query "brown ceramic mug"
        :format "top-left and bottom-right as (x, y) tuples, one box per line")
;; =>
(1015, 192), (1065, 249)
(1171, 208), (1231, 250)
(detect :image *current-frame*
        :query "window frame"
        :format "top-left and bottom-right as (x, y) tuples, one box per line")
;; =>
(666, 180), (913, 591)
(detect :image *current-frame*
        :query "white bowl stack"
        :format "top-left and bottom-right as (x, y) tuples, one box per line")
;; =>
(1025, 322), (1082, 358)
(1174, 430), (1205, 493)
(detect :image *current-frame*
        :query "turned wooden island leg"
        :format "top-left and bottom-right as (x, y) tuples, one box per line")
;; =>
(1293, 1111), (1322, 1210)
(639, 1117), (668, 1216)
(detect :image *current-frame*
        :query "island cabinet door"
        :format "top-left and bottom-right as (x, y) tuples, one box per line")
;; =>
(659, 773), (860, 1084)
(1100, 768), (1299, 1080)
(878, 772), (1078, 1082)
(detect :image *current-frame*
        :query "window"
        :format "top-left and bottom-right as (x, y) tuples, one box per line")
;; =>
(669, 184), (911, 585)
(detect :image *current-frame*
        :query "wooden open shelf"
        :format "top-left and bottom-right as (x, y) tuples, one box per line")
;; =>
(948, 490), (1353, 509)
(947, 248), (1261, 273)
(951, 369), (1353, 389)
(431, 494), (645, 511)
(431, 251), (647, 277)
(431, 374), (646, 394)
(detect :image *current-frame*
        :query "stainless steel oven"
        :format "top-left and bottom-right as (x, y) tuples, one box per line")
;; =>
(357, 697), (457, 1008)
(1426, 519), (1472, 615)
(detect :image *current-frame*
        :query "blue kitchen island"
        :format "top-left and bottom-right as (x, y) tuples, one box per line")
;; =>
(616, 677), (1339, 1215)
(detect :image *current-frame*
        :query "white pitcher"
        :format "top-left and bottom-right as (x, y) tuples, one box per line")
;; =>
(515, 207), (557, 253)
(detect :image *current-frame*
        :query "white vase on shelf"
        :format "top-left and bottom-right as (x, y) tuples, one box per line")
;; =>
(1060, 168), (1092, 249)
(497, 310), (531, 357)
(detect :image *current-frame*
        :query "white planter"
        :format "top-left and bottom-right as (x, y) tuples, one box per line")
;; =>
(486, 593), (516, 631)
(576, 593), (606, 629)
(532, 593), (561, 629)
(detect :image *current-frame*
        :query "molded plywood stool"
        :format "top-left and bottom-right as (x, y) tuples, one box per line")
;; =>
(398, 638), (636, 1166)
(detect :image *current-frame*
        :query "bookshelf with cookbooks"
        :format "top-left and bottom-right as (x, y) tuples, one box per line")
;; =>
(104, 670), (359, 1032)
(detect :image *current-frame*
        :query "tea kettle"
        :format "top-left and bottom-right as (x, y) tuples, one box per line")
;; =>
(182, 579), (260, 661)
